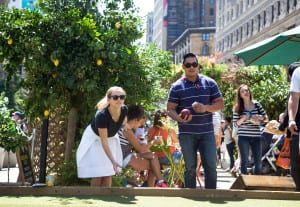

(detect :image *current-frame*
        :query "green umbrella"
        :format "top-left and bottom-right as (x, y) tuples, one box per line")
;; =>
(235, 25), (300, 66)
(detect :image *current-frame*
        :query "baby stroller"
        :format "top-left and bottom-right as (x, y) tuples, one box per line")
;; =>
(260, 129), (288, 175)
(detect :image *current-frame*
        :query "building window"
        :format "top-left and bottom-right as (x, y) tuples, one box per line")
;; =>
(257, 14), (261, 32)
(202, 45), (210, 56)
(209, 20), (214, 26)
(271, 5), (274, 22)
(201, 8), (205, 16)
(210, 0), (214, 4)
(210, 8), (214, 15)
(202, 33), (210, 41)
(240, 1), (243, 13)
(240, 27), (243, 42)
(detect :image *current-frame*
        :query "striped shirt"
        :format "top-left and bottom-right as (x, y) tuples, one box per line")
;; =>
(117, 128), (132, 158)
(233, 101), (267, 137)
(167, 74), (222, 135)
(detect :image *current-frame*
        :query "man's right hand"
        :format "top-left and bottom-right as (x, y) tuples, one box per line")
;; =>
(288, 120), (299, 135)
(178, 114), (192, 123)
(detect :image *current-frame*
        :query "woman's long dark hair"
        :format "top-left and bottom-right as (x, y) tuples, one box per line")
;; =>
(153, 109), (167, 128)
(233, 84), (253, 114)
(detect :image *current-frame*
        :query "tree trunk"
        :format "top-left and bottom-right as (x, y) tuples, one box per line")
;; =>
(64, 107), (78, 162)
(7, 151), (10, 183)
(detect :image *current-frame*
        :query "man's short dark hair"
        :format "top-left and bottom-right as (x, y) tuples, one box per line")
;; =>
(183, 53), (197, 64)
(288, 62), (300, 77)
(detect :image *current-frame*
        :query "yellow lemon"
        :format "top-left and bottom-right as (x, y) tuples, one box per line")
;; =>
(44, 110), (50, 117)
(115, 22), (121, 29)
(7, 38), (13, 45)
(53, 59), (59, 67)
(96, 59), (103, 66)
(52, 73), (58, 79)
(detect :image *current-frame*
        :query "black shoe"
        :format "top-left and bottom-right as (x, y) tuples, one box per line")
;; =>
(141, 181), (148, 187)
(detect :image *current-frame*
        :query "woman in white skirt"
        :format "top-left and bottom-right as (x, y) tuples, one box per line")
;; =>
(76, 86), (128, 187)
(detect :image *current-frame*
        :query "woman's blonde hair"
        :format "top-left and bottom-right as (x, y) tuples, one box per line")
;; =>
(96, 86), (126, 110)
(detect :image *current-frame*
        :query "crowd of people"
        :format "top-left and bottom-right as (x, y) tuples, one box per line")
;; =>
(75, 53), (300, 191)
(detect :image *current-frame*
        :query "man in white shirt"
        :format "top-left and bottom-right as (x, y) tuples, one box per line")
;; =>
(213, 111), (222, 163)
(288, 67), (300, 191)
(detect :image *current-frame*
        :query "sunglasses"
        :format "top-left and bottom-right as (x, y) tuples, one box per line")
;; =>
(109, 95), (126, 100)
(241, 89), (249, 93)
(184, 62), (198, 68)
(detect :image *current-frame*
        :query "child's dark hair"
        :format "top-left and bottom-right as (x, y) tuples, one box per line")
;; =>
(225, 116), (232, 123)
(127, 105), (145, 121)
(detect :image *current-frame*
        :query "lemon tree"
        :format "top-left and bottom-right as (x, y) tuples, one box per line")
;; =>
(0, 0), (173, 162)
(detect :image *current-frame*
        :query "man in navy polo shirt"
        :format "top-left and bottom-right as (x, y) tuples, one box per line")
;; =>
(167, 53), (224, 189)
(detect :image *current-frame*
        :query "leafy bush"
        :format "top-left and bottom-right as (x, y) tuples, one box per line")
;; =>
(0, 94), (27, 152)
(235, 66), (289, 120)
(200, 63), (289, 120)
(56, 148), (90, 186)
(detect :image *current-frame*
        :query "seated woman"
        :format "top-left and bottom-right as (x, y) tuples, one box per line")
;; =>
(147, 109), (181, 166)
(119, 105), (168, 187)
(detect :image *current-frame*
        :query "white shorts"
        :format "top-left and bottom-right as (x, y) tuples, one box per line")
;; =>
(122, 154), (133, 168)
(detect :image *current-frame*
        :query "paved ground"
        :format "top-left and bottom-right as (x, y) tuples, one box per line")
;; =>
(216, 161), (236, 189)
(0, 167), (19, 184)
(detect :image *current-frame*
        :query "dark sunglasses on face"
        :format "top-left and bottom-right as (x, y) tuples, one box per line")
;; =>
(241, 89), (249, 93)
(184, 62), (198, 68)
(109, 95), (126, 100)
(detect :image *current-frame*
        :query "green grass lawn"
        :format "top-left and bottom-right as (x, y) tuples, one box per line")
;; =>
(0, 196), (299, 207)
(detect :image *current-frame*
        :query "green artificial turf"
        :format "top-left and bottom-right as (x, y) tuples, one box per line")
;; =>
(0, 196), (299, 207)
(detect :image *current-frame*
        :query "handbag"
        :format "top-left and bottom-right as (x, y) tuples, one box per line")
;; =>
(275, 137), (290, 170)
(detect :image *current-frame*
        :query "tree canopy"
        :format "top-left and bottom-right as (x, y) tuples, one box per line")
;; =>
(0, 0), (173, 162)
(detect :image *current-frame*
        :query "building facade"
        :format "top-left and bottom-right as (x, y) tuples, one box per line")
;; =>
(215, 0), (300, 64)
(146, 12), (154, 43)
(151, 0), (216, 60)
(172, 27), (215, 64)
(152, 0), (167, 50)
